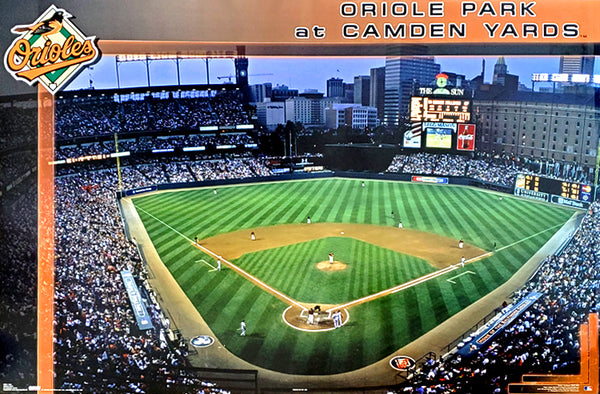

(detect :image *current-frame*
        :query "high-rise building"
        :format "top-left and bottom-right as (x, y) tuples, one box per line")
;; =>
(353, 75), (370, 106)
(343, 83), (354, 103)
(384, 56), (440, 125)
(559, 56), (595, 75)
(249, 83), (272, 103)
(370, 67), (385, 122)
(327, 77), (344, 98)
(492, 57), (508, 85)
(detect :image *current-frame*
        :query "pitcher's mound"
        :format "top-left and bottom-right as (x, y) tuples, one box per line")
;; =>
(316, 261), (347, 271)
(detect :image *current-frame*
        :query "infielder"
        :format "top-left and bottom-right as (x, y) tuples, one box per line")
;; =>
(251, 232), (256, 241)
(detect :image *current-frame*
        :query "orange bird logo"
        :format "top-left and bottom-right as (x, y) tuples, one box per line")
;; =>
(11, 10), (72, 39)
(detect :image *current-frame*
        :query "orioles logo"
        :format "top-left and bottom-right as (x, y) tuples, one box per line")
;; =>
(389, 355), (416, 371)
(4, 5), (100, 94)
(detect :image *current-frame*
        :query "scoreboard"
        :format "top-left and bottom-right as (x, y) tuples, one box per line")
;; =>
(410, 97), (471, 123)
(514, 173), (592, 208)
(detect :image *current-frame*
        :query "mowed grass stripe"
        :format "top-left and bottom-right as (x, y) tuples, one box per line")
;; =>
(318, 179), (347, 222)
(466, 194), (540, 246)
(451, 190), (510, 247)
(198, 186), (275, 235)
(185, 186), (268, 238)
(330, 179), (354, 223)
(437, 188), (491, 244)
(284, 181), (330, 224)
(346, 181), (364, 223)
(421, 187), (463, 243)
(251, 182), (308, 226)
(281, 180), (334, 224)
(415, 284), (437, 331)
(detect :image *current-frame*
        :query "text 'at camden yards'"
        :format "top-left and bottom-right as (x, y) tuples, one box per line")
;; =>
(341, 22), (578, 40)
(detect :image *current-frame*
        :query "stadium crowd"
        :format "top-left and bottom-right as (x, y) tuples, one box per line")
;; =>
(386, 152), (593, 187)
(394, 201), (600, 393)
(54, 133), (256, 160)
(53, 156), (275, 392)
(0, 151), (36, 192)
(0, 105), (37, 150)
(55, 92), (249, 139)
(0, 185), (37, 387)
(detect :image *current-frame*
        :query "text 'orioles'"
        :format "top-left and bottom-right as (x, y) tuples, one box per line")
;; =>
(6, 35), (95, 72)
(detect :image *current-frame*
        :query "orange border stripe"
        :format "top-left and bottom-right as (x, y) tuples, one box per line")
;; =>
(37, 85), (54, 390)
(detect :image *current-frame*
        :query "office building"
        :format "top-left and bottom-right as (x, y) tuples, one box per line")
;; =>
(353, 75), (370, 106)
(384, 56), (440, 125)
(325, 104), (379, 129)
(559, 56), (595, 75)
(370, 67), (385, 122)
(327, 78), (345, 98)
(256, 101), (285, 131)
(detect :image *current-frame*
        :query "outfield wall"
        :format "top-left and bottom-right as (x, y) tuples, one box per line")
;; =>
(117, 171), (514, 199)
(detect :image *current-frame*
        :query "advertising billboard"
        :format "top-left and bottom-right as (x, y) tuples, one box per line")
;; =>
(457, 124), (476, 151)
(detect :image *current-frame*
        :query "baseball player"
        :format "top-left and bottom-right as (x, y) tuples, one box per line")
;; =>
(240, 320), (246, 336)
(458, 239), (464, 249)
(333, 310), (342, 328)
(398, 220), (403, 229)
(307, 308), (315, 325)
(251, 232), (256, 241)
(329, 253), (334, 264)
(217, 259), (221, 271)
(307, 216), (311, 224)
(460, 256), (466, 268)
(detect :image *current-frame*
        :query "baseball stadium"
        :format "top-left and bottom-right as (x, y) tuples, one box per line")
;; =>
(1, 24), (600, 393)
(48, 54), (600, 392)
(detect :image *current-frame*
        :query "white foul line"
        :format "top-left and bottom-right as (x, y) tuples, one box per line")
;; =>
(136, 206), (305, 310)
(494, 223), (564, 253)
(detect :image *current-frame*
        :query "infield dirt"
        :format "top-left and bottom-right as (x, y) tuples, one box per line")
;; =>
(198, 222), (486, 269)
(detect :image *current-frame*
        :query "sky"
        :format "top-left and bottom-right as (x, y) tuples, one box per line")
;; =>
(65, 55), (598, 93)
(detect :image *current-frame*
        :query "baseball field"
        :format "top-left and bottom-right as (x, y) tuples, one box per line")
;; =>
(131, 178), (574, 374)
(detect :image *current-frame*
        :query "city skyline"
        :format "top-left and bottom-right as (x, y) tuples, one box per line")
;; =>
(65, 56), (599, 94)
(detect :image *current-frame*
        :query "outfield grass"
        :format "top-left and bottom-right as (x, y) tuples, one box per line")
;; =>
(132, 178), (574, 374)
